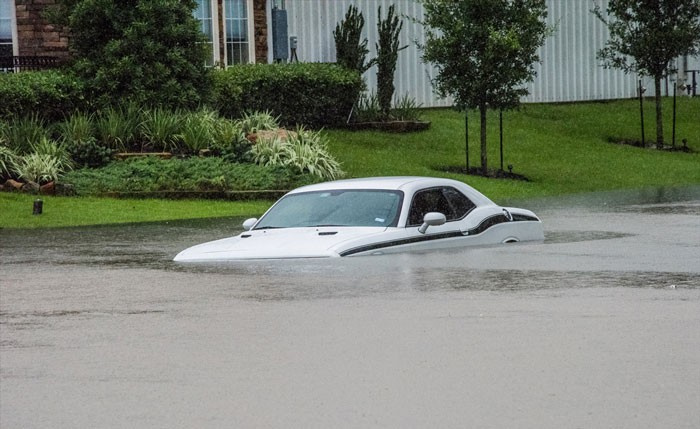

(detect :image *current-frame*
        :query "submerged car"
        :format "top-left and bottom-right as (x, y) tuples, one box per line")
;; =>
(173, 176), (544, 261)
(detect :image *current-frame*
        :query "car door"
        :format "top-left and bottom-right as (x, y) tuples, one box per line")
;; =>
(396, 186), (477, 252)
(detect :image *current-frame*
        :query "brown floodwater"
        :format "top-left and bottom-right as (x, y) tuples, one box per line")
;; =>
(1, 186), (699, 428)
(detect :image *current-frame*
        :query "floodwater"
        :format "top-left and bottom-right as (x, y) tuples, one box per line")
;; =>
(1, 186), (699, 429)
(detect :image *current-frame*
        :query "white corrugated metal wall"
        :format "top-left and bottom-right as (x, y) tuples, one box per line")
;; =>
(279, 0), (695, 106)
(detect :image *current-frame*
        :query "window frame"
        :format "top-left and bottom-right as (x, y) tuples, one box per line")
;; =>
(193, 0), (220, 67)
(406, 186), (476, 227)
(0, 0), (18, 59)
(222, 0), (255, 66)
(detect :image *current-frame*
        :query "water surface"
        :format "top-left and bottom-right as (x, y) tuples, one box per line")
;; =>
(2, 186), (699, 428)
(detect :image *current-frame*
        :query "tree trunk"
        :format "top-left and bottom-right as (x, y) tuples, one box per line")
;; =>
(655, 76), (664, 149)
(480, 103), (488, 176)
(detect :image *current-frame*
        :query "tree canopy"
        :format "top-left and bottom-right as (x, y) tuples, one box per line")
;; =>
(419, 0), (551, 174)
(594, 0), (700, 147)
(64, 0), (210, 109)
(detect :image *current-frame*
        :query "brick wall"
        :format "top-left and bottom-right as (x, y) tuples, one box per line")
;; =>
(14, 0), (70, 59)
(253, 0), (267, 63)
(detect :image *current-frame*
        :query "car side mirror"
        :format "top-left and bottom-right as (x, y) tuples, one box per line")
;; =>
(242, 218), (258, 231)
(418, 212), (446, 234)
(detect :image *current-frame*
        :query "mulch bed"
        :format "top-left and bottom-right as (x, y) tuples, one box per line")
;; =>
(607, 137), (694, 153)
(435, 165), (530, 181)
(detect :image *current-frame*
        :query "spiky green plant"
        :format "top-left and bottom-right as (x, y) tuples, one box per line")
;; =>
(0, 145), (18, 179)
(251, 127), (344, 181)
(211, 118), (251, 162)
(236, 111), (280, 135)
(0, 115), (49, 155)
(56, 112), (95, 144)
(178, 109), (218, 154)
(392, 93), (423, 121)
(30, 137), (74, 173)
(354, 91), (382, 122)
(96, 103), (143, 152)
(140, 108), (183, 152)
(13, 153), (65, 184)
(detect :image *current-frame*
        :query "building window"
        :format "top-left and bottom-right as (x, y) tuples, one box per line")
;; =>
(224, 0), (252, 65)
(193, 0), (217, 66)
(0, 0), (16, 58)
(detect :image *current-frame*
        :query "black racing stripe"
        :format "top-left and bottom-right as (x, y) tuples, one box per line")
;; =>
(340, 231), (464, 256)
(339, 214), (538, 257)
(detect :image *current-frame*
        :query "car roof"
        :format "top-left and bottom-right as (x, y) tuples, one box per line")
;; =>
(289, 176), (495, 206)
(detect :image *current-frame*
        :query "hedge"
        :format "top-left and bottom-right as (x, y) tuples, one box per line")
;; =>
(0, 70), (85, 121)
(212, 63), (363, 128)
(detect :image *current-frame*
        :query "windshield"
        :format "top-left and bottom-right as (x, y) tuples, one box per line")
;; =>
(254, 189), (404, 229)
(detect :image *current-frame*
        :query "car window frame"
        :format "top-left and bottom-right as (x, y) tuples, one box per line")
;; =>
(405, 186), (476, 227)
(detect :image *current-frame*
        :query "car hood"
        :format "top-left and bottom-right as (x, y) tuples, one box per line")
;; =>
(173, 227), (388, 261)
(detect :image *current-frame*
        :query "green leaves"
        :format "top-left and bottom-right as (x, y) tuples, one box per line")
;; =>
(334, 5), (373, 74)
(67, 0), (209, 109)
(420, 0), (550, 111)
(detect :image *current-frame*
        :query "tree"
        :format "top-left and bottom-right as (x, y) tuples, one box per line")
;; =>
(419, 0), (550, 175)
(333, 5), (373, 75)
(66, 0), (210, 109)
(594, 0), (700, 148)
(375, 5), (407, 119)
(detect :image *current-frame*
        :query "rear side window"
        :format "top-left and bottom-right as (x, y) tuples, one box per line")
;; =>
(406, 187), (476, 226)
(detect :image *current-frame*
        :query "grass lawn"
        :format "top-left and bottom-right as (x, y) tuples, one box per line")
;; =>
(325, 97), (700, 201)
(1, 98), (698, 229)
(0, 194), (270, 229)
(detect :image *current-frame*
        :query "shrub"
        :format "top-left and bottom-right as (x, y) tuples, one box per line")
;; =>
(140, 108), (183, 152)
(68, 0), (210, 109)
(0, 115), (50, 155)
(178, 109), (218, 154)
(212, 63), (363, 128)
(67, 138), (115, 168)
(375, 5), (406, 118)
(236, 111), (280, 134)
(354, 92), (382, 122)
(210, 119), (251, 163)
(11, 138), (73, 185)
(0, 146), (18, 179)
(56, 112), (95, 144)
(251, 126), (344, 180)
(95, 103), (143, 151)
(63, 157), (313, 195)
(333, 5), (374, 74)
(0, 71), (85, 121)
(392, 93), (423, 121)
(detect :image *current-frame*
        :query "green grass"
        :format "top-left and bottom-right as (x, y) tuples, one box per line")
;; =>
(2, 98), (698, 229)
(0, 193), (270, 229)
(325, 98), (700, 201)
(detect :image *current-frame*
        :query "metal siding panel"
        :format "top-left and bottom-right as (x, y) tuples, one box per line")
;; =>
(284, 0), (650, 106)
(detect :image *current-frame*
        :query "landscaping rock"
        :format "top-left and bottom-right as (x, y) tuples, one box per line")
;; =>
(40, 181), (56, 195)
(4, 179), (24, 191)
(22, 181), (40, 192)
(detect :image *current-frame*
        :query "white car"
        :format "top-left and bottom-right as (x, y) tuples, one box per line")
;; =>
(173, 176), (544, 261)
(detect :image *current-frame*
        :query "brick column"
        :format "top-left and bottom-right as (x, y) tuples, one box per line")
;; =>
(253, 0), (267, 63)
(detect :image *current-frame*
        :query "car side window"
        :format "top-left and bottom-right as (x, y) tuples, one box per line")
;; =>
(407, 187), (476, 226)
(443, 187), (476, 218)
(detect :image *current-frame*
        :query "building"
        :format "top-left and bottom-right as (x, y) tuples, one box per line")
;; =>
(2, 0), (698, 104)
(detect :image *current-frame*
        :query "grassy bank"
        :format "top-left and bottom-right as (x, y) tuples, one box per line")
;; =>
(0, 194), (270, 229)
(325, 97), (700, 200)
(1, 98), (698, 229)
